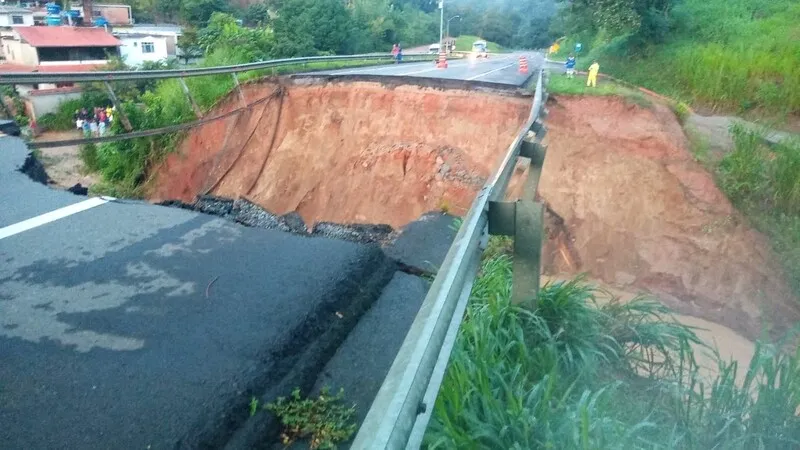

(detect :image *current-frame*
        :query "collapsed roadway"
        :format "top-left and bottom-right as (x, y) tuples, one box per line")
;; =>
(0, 53), (543, 449)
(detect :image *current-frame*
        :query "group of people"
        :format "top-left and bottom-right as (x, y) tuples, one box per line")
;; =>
(74, 106), (115, 137)
(564, 54), (601, 87)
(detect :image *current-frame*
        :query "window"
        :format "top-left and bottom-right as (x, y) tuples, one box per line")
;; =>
(12, 15), (24, 25)
(141, 42), (155, 54)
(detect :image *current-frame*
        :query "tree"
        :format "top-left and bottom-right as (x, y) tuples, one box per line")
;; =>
(244, 2), (271, 26)
(180, 0), (228, 26)
(272, 0), (354, 57)
(177, 27), (204, 64)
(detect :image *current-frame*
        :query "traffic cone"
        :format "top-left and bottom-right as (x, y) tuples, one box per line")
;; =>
(437, 51), (448, 69)
(519, 56), (528, 74)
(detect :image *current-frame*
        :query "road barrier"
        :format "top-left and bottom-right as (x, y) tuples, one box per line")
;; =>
(436, 51), (448, 69)
(352, 68), (549, 449)
(519, 55), (529, 74)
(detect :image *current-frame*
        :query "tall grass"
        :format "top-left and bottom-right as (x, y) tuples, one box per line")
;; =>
(576, 0), (800, 117)
(425, 250), (800, 449)
(715, 125), (800, 295)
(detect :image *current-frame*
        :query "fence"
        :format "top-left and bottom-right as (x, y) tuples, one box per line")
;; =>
(352, 68), (549, 449)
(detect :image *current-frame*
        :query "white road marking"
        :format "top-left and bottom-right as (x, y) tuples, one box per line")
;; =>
(0, 196), (113, 240)
(467, 62), (518, 81)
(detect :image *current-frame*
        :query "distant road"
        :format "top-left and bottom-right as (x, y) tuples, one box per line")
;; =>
(319, 51), (543, 86)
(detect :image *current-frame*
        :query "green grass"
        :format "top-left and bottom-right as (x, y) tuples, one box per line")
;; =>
(453, 35), (504, 53)
(714, 125), (800, 296)
(546, 74), (653, 108)
(424, 249), (800, 449)
(566, 0), (800, 119)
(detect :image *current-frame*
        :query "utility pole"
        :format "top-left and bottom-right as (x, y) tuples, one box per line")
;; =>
(439, 0), (444, 50)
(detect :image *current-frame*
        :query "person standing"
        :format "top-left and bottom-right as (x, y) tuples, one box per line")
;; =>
(587, 60), (600, 87)
(391, 43), (399, 63)
(396, 45), (403, 63)
(565, 54), (577, 78)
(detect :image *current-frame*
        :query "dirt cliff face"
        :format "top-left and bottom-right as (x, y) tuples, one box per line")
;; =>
(149, 78), (532, 228)
(539, 95), (799, 339)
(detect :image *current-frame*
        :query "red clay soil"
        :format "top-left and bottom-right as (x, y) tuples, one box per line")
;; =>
(538, 95), (800, 340)
(149, 79), (532, 228)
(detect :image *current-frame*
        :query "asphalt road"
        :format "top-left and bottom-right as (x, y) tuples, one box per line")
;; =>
(0, 53), (537, 448)
(320, 51), (544, 86)
(0, 136), (399, 449)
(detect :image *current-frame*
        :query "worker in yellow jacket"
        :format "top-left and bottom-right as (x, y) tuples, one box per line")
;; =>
(587, 60), (600, 87)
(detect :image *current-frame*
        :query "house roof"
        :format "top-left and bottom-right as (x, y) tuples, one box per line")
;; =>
(14, 26), (121, 48)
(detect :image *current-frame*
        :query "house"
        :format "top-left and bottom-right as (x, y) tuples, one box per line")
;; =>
(5, 26), (120, 69)
(0, 26), (121, 119)
(118, 34), (169, 66)
(69, 3), (133, 26)
(0, 5), (34, 28)
(112, 24), (182, 58)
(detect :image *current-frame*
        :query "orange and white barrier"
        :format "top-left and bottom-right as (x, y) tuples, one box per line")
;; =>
(519, 56), (528, 74)
(437, 51), (448, 69)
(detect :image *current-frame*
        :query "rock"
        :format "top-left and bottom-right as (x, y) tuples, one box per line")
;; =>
(67, 183), (89, 196)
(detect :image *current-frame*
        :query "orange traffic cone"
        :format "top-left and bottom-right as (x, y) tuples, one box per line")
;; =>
(519, 56), (528, 74)
(437, 51), (448, 69)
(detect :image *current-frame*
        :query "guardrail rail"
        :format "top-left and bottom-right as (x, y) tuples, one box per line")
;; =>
(352, 68), (549, 449)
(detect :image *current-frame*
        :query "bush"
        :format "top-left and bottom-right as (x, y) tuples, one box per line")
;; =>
(426, 251), (800, 449)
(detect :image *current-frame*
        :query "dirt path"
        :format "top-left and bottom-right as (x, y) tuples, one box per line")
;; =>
(33, 131), (98, 189)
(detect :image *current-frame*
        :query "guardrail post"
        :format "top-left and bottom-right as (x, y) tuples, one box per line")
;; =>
(488, 125), (548, 306)
(103, 81), (133, 132)
(231, 73), (247, 108)
(178, 77), (203, 119)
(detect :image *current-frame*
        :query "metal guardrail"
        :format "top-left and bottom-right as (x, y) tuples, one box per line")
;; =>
(352, 68), (549, 449)
(0, 52), (438, 84)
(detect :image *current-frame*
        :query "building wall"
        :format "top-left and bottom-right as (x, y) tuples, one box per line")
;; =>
(119, 36), (168, 66)
(24, 89), (82, 120)
(3, 39), (39, 65)
(96, 5), (132, 25)
(0, 12), (35, 27)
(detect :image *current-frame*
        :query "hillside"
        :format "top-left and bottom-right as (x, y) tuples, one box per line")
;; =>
(554, 0), (800, 121)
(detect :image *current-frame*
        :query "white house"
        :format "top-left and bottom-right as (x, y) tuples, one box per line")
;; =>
(0, 5), (34, 27)
(112, 24), (182, 58)
(118, 34), (169, 66)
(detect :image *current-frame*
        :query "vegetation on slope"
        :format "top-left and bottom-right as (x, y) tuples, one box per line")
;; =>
(425, 248), (800, 449)
(552, 0), (800, 119)
(705, 126), (800, 297)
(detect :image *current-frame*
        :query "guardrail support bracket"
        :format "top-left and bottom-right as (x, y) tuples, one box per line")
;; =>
(179, 77), (203, 119)
(520, 139), (547, 165)
(103, 81), (133, 132)
(487, 200), (544, 305)
(531, 120), (547, 136)
(231, 73), (248, 108)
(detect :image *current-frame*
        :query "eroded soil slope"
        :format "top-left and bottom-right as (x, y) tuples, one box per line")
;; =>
(539, 96), (799, 339)
(150, 78), (532, 228)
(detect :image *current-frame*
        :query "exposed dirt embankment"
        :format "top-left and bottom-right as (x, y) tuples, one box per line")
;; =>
(149, 77), (532, 228)
(539, 96), (800, 339)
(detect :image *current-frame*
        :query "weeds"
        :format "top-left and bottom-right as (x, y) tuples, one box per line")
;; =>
(265, 387), (356, 449)
(425, 247), (800, 449)
(546, 74), (652, 108)
(715, 125), (800, 295)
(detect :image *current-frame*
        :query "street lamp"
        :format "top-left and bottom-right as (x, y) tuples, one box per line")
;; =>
(438, 0), (444, 50)
(446, 15), (460, 39)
